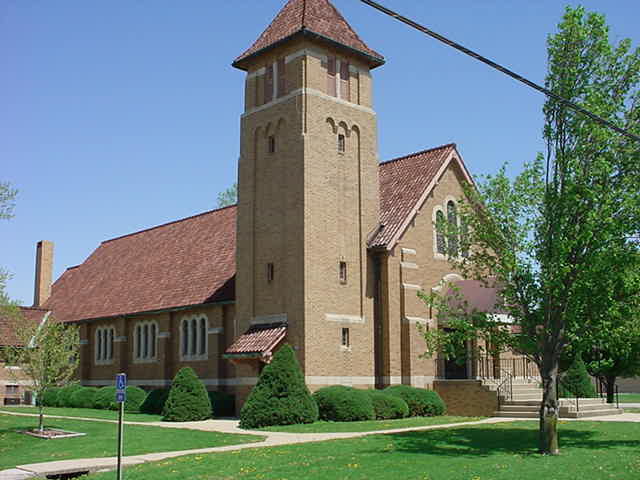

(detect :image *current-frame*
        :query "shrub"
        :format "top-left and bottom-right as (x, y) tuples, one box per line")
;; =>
(123, 386), (148, 413)
(57, 384), (82, 407)
(93, 386), (117, 410)
(365, 390), (409, 419)
(208, 391), (236, 418)
(384, 385), (446, 417)
(239, 344), (318, 429)
(559, 353), (597, 398)
(40, 387), (61, 407)
(140, 388), (170, 415)
(69, 387), (98, 409)
(162, 368), (212, 422)
(313, 386), (375, 422)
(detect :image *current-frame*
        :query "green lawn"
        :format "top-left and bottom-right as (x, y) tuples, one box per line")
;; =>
(259, 416), (483, 433)
(0, 414), (263, 470)
(619, 393), (640, 403)
(0, 406), (162, 422)
(625, 407), (640, 413)
(88, 421), (640, 480)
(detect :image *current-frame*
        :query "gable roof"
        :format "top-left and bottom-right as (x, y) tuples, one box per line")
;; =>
(233, 0), (384, 70)
(45, 206), (236, 323)
(46, 143), (472, 323)
(223, 322), (287, 362)
(369, 143), (459, 249)
(0, 306), (49, 347)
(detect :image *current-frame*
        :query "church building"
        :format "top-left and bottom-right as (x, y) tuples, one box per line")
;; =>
(30, 0), (534, 415)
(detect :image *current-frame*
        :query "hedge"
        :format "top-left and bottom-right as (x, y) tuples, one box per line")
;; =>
(162, 368), (212, 422)
(239, 344), (318, 429)
(57, 384), (83, 407)
(93, 386), (117, 410)
(384, 385), (446, 417)
(69, 387), (99, 409)
(313, 386), (375, 422)
(40, 387), (61, 407)
(365, 390), (409, 419)
(140, 388), (170, 415)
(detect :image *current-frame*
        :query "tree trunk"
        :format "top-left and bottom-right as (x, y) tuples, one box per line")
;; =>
(38, 404), (44, 432)
(605, 375), (616, 404)
(539, 360), (560, 455)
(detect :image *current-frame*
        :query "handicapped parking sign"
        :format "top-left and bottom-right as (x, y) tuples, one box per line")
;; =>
(115, 373), (127, 403)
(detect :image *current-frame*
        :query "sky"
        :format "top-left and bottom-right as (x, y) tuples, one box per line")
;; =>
(2, 0), (639, 305)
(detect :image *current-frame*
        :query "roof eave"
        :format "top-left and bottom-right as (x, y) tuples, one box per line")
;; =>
(233, 28), (385, 71)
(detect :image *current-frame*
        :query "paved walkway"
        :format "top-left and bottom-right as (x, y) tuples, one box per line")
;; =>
(2, 411), (639, 479)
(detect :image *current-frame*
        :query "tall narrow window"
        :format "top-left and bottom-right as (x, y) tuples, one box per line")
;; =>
(97, 330), (103, 361)
(108, 329), (114, 360)
(264, 64), (274, 103)
(190, 319), (197, 356)
(340, 61), (350, 101)
(143, 324), (149, 358)
(277, 57), (286, 98)
(268, 135), (276, 154)
(447, 201), (459, 255)
(327, 56), (337, 97)
(436, 210), (446, 254)
(338, 134), (345, 153)
(199, 317), (206, 356)
(267, 262), (274, 283)
(341, 328), (350, 348)
(182, 321), (189, 356)
(339, 261), (347, 284)
(136, 325), (142, 358)
(150, 323), (156, 358)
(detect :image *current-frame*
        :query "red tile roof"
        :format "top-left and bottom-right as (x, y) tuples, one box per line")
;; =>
(224, 323), (287, 359)
(46, 206), (236, 323)
(0, 307), (48, 347)
(234, 0), (384, 69)
(369, 144), (456, 248)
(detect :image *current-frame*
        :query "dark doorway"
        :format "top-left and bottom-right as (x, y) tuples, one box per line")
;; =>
(442, 328), (469, 379)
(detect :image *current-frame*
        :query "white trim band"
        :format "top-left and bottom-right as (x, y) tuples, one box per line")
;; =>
(208, 327), (224, 335)
(325, 314), (365, 324)
(401, 262), (419, 269)
(114, 336), (127, 343)
(402, 283), (422, 291)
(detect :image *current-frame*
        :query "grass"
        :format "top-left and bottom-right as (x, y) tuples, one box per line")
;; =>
(0, 406), (162, 422)
(259, 415), (484, 433)
(87, 421), (640, 480)
(625, 407), (640, 413)
(619, 393), (640, 403)
(0, 413), (263, 470)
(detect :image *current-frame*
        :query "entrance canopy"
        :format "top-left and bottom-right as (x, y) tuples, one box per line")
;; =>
(223, 322), (287, 364)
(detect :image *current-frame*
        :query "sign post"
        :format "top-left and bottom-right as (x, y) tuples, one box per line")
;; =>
(115, 373), (127, 480)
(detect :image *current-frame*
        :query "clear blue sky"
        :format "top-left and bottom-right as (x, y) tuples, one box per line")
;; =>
(2, 0), (638, 305)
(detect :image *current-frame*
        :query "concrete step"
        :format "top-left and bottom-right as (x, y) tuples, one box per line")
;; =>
(510, 395), (543, 401)
(559, 398), (606, 406)
(494, 411), (538, 418)
(499, 405), (539, 413)
(502, 400), (543, 406)
(560, 403), (610, 412)
(563, 408), (624, 418)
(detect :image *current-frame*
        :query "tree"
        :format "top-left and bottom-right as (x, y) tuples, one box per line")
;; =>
(422, 7), (640, 455)
(4, 315), (80, 431)
(216, 183), (237, 208)
(162, 367), (211, 422)
(0, 181), (17, 308)
(239, 344), (318, 429)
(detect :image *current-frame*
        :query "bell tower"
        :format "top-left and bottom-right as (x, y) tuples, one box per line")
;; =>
(233, 0), (385, 393)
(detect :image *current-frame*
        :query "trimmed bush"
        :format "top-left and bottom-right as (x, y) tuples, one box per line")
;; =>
(313, 386), (375, 422)
(384, 385), (446, 417)
(57, 384), (82, 407)
(559, 353), (597, 398)
(365, 390), (409, 420)
(140, 388), (170, 415)
(208, 391), (236, 418)
(162, 368), (212, 422)
(40, 387), (61, 407)
(239, 344), (318, 429)
(93, 386), (117, 410)
(123, 386), (148, 413)
(69, 387), (98, 409)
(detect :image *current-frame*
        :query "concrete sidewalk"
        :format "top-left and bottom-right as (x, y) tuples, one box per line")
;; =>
(2, 412), (639, 479)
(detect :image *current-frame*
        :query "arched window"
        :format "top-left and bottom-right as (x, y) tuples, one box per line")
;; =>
(447, 201), (458, 255)
(436, 210), (446, 254)
(134, 321), (158, 361)
(181, 315), (209, 360)
(190, 319), (197, 356)
(182, 321), (189, 356)
(97, 329), (103, 361)
(199, 318), (206, 356)
(108, 329), (114, 360)
(95, 326), (115, 363)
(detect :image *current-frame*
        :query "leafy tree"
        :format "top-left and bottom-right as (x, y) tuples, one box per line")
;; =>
(4, 315), (80, 431)
(0, 181), (17, 309)
(239, 344), (318, 429)
(216, 182), (237, 208)
(421, 7), (640, 455)
(162, 367), (211, 422)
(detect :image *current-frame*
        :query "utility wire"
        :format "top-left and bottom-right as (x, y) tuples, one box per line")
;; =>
(359, 0), (640, 144)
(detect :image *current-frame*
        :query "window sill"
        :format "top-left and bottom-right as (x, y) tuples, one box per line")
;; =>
(132, 358), (158, 364)
(340, 345), (352, 353)
(180, 354), (208, 362)
(95, 360), (114, 366)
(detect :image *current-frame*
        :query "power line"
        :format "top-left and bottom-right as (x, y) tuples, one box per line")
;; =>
(359, 0), (640, 144)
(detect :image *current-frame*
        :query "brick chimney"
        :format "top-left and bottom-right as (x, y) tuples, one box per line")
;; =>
(33, 240), (54, 307)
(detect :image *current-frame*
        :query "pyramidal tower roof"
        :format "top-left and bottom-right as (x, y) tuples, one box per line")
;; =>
(233, 0), (384, 70)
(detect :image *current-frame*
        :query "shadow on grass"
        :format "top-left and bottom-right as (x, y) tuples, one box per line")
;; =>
(384, 423), (639, 458)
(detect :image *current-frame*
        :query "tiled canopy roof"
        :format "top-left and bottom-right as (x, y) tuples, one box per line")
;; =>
(224, 323), (287, 361)
(47, 143), (462, 323)
(0, 307), (48, 347)
(46, 206), (236, 323)
(369, 144), (456, 248)
(234, 0), (384, 69)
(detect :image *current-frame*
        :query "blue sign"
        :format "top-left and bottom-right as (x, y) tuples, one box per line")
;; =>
(116, 392), (126, 403)
(116, 373), (127, 391)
